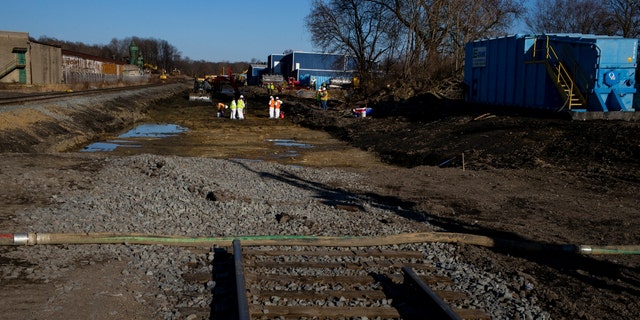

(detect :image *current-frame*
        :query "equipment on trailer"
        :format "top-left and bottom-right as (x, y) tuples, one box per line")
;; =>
(189, 77), (213, 103)
(464, 34), (637, 118)
(261, 74), (284, 85)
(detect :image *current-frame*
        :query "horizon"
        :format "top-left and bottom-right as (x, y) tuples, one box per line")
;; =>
(0, 0), (316, 63)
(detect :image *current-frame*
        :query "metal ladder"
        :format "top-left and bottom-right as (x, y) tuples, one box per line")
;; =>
(533, 36), (587, 110)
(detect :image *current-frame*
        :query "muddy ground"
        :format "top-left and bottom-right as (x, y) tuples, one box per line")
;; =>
(1, 83), (639, 319)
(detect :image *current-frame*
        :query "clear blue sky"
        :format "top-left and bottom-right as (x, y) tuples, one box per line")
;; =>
(0, 0), (315, 62)
(2, 0), (534, 63)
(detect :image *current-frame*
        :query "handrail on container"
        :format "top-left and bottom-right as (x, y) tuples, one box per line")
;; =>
(543, 37), (587, 109)
(545, 36), (550, 60)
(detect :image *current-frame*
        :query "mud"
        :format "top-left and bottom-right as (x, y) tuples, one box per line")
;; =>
(0, 84), (639, 319)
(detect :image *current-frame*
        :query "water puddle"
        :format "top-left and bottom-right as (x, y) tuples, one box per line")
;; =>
(119, 124), (188, 138)
(82, 123), (188, 152)
(267, 139), (313, 149)
(266, 139), (313, 159)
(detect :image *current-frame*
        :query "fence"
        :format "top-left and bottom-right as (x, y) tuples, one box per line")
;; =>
(63, 71), (150, 85)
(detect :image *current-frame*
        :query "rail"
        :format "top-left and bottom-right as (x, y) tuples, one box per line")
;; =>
(0, 83), (166, 106)
(233, 240), (251, 320)
(224, 240), (491, 319)
(402, 266), (462, 320)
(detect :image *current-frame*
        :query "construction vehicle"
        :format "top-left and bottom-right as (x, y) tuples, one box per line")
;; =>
(189, 67), (244, 102)
(189, 77), (213, 103)
(261, 74), (284, 85)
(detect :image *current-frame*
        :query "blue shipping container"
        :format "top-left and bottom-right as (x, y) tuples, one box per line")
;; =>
(464, 34), (638, 112)
(268, 54), (285, 74)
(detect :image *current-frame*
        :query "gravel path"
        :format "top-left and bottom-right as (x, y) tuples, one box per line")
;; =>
(2, 154), (550, 319)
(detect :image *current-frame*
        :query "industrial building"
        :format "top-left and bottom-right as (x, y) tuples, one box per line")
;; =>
(247, 63), (267, 85)
(1, 30), (146, 88)
(262, 51), (356, 89)
(0, 30), (63, 85)
(62, 49), (143, 85)
(464, 33), (639, 115)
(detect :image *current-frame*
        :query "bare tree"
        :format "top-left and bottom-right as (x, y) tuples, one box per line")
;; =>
(369, 0), (523, 86)
(448, 1), (524, 72)
(33, 35), (260, 79)
(306, 0), (398, 91)
(107, 38), (129, 62)
(158, 40), (180, 72)
(608, 0), (640, 37)
(525, 0), (611, 34)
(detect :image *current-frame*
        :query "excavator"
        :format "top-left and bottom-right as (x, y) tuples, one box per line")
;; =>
(189, 68), (245, 103)
(189, 77), (213, 102)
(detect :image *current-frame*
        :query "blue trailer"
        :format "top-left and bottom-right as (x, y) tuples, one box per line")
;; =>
(464, 34), (638, 116)
(268, 54), (285, 74)
(279, 51), (356, 89)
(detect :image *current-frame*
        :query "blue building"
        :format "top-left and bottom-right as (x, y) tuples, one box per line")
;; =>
(247, 63), (266, 85)
(268, 54), (285, 75)
(264, 51), (356, 89)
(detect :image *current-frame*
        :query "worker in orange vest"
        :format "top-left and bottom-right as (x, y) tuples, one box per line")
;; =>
(268, 96), (276, 118)
(275, 97), (282, 119)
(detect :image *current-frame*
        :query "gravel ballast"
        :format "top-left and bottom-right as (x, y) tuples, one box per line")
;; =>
(3, 154), (549, 319)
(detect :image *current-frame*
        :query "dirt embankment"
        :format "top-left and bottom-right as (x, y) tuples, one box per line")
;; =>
(0, 83), (190, 153)
(287, 92), (640, 174)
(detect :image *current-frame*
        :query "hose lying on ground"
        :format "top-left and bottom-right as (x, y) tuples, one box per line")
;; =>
(1, 232), (639, 255)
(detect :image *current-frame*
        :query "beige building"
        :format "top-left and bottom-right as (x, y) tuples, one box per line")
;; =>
(0, 30), (63, 85)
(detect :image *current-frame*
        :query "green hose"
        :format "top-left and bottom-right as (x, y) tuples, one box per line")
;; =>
(2, 232), (640, 255)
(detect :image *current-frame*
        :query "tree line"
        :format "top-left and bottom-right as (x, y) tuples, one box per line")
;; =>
(306, 0), (640, 94)
(33, 35), (253, 78)
(33, 0), (640, 93)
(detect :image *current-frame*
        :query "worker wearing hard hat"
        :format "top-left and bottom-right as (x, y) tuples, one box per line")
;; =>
(229, 98), (237, 119)
(216, 102), (227, 118)
(268, 96), (276, 119)
(237, 95), (246, 120)
(316, 87), (323, 109)
(320, 87), (329, 111)
(275, 97), (283, 119)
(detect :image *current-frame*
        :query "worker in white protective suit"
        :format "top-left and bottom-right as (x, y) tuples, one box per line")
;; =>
(268, 96), (276, 118)
(229, 98), (237, 119)
(275, 97), (282, 119)
(237, 95), (246, 120)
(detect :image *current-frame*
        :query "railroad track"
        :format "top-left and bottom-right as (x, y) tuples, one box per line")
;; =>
(0, 83), (166, 106)
(211, 240), (491, 320)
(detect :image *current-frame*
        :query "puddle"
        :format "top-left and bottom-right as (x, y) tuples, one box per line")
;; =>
(266, 139), (313, 159)
(119, 124), (188, 138)
(82, 123), (187, 152)
(266, 139), (313, 149)
(82, 141), (142, 152)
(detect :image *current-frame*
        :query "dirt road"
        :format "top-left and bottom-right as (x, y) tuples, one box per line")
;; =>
(1, 84), (639, 319)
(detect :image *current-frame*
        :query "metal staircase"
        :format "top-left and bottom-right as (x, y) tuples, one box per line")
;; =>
(1, 56), (26, 80)
(532, 36), (587, 111)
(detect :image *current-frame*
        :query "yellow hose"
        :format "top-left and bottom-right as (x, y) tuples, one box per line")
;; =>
(2, 232), (640, 255)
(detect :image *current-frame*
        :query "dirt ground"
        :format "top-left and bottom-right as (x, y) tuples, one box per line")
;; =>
(1, 85), (639, 319)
